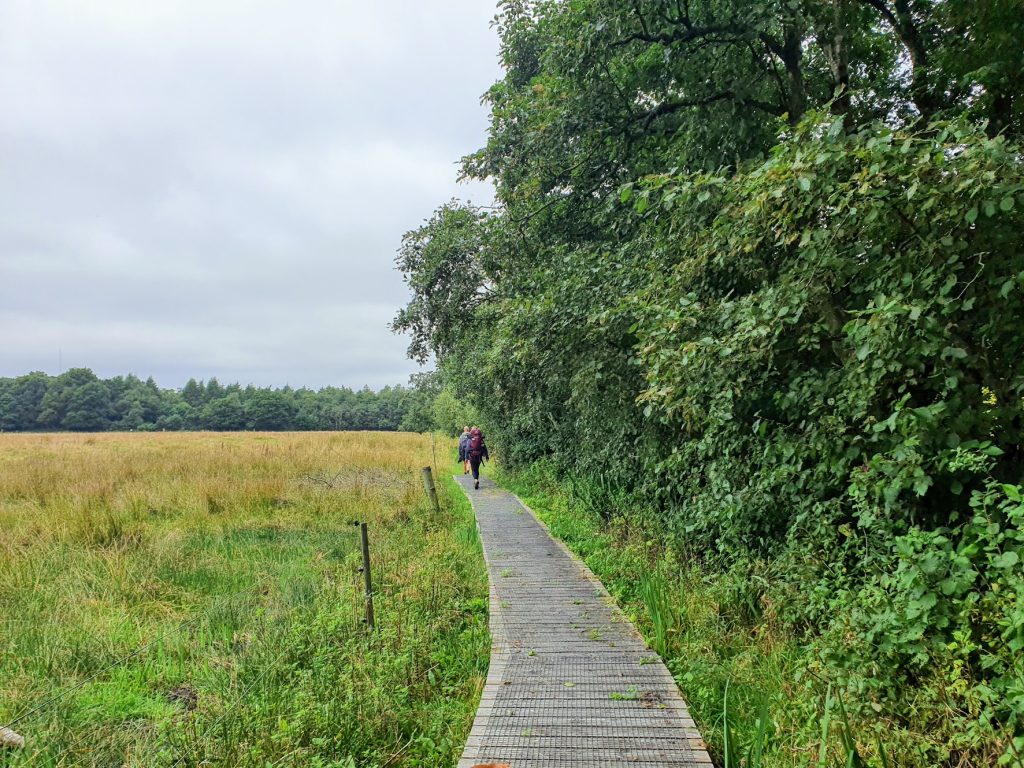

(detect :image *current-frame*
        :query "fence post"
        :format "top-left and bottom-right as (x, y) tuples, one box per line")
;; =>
(358, 522), (375, 630)
(421, 466), (441, 514)
(0, 727), (24, 750)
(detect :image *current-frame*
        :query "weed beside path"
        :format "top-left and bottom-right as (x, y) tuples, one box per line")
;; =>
(0, 432), (488, 767)
(493, 464), (979, 768)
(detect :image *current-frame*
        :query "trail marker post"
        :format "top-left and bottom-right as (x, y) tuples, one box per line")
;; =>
(421, 466), (441, 514)
(358, 522), (375, 629)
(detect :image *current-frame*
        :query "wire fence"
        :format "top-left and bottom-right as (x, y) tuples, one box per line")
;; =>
(168, 639), (296, 768)
(0, 462), (443, 765)
(0, 522), (370, 766)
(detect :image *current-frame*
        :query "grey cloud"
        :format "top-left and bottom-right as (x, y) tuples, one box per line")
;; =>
(0, 0), (499, 389)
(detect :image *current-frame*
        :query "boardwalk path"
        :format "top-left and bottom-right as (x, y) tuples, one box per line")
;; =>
(456, 475), (711, 768)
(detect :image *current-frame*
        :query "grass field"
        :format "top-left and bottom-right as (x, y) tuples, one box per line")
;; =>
(0, 431), (487, 768)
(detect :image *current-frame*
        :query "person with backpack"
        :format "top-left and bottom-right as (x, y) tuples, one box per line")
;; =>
(466, 426), (489, 489)
(457, 426), (471, 474)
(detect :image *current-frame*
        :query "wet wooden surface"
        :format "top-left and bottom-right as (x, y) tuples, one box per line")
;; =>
(456, 475), (712, 767)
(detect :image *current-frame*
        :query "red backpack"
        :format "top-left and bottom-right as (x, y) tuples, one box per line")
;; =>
(468, 432), (483, 456)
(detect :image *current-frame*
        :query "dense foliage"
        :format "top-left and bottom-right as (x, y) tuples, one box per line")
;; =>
(0, 369), (431, 433)
(395, 0), (1024, 763)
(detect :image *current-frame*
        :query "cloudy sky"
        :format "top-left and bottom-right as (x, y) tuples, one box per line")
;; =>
(0, 1), (501, 390)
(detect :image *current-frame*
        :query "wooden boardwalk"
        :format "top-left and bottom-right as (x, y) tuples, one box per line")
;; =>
(456, 475), (711, 768)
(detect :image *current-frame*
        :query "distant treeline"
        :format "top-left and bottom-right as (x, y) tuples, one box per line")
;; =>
(0, 368), (437, 433)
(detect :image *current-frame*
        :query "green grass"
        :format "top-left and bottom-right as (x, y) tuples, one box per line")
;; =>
(0, 432), (488, 767)
(492, 462), (921, 768)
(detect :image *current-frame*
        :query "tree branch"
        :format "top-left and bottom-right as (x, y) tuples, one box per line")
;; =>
(856, 0), (899, 29)
(613, 18), (746, 48)
(855, 0), (936, 117)
(638, 89), (784, 133)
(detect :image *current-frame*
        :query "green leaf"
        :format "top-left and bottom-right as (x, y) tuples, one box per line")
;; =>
(1000, 195), (1015, 212)
(912, 475), (931, 495)
(965, 206), (978, 224)
(798, 177), (812, 192)
(992, 551), (1019, 569)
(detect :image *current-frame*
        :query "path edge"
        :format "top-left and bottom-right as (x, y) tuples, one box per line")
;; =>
(456, 478), (511, 768)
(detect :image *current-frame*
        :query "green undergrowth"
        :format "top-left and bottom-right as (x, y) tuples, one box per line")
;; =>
(494, 462), (1012, 768)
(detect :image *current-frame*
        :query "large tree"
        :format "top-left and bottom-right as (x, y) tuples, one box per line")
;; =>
(394, 2), (1024, 760)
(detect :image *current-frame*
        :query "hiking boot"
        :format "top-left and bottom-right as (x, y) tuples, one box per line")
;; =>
(474, 480), (479, 490)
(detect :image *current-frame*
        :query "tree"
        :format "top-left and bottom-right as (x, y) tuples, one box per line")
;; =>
(431, 386), (479, 437)
(0, 383), (17, 431)
(181, 378), (205, 408)
(0, 370), (449, 434)
(393, 2), (1024, 758)
(61, 380), (111, 431)
(0, 372), (49, 430)
(244, 390), (295, 431)
(38, 368), (103, 429)
(200, 393), (245, 431)
(205, 377), (225, 401)
(398, 372), (442, 433)
(392, 203), (496, 363)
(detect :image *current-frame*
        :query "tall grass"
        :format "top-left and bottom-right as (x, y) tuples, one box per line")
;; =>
(494, 462), (941, 768)
(638, 570), (678, 657)
(0, 431), (487, 767)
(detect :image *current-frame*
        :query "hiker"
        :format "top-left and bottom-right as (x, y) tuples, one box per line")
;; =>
(458, 425), (471, 474)
(467, 426), (489, 489)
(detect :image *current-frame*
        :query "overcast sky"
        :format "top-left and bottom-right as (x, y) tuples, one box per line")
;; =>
(0, 1), (501, 390)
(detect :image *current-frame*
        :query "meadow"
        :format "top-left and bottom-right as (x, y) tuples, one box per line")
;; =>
(0, 431), (487, 767)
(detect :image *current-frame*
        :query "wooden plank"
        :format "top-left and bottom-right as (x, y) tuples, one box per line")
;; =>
(456, 476), (712, 768)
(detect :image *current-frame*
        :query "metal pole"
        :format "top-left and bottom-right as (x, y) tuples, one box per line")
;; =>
(421, 466), (441, 514)
(359, 522), (375, 629)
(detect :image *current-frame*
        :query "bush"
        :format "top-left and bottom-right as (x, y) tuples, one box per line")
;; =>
(619, 116), (1024, 762)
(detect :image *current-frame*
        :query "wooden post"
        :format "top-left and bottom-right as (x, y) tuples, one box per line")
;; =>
(421, 466), (441, 513)
(359, 522), (375, 629)
(0, 727), (24, 750)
